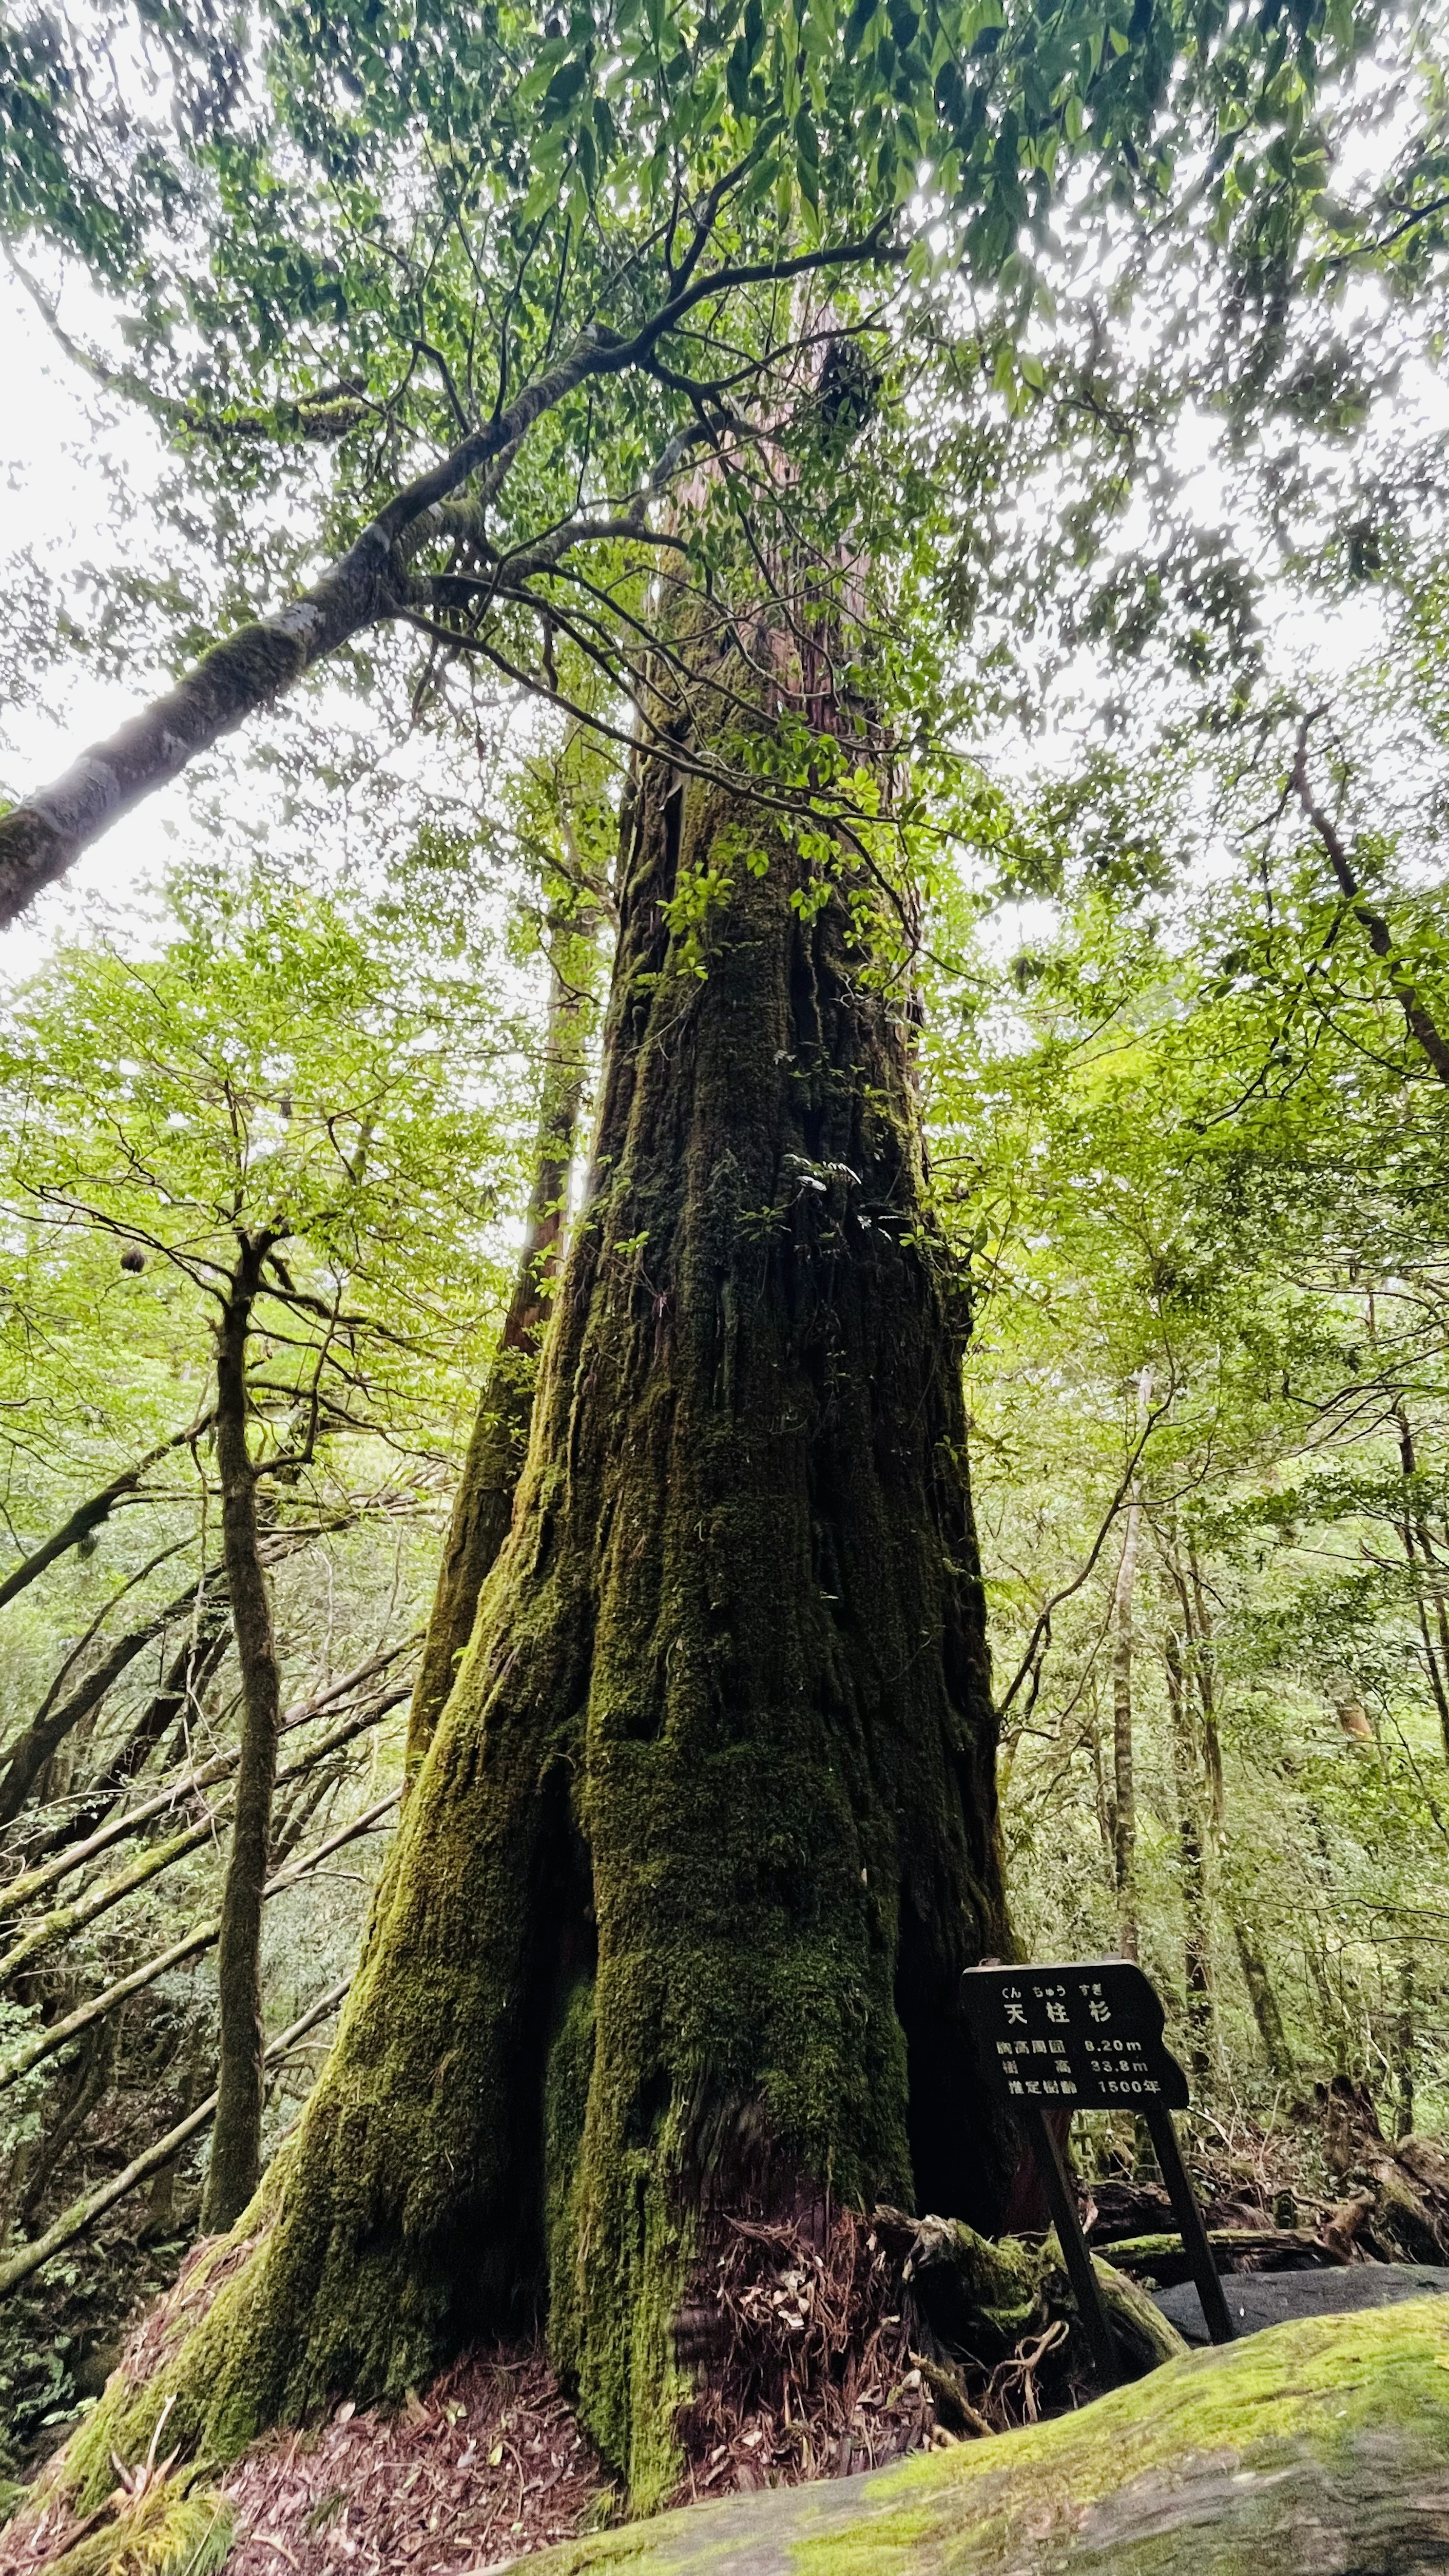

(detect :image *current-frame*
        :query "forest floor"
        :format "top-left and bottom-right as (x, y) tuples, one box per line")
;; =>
(6, 2079), (1449, 2575)
(220, 2347), (602, 2575)
(0, 2347), (608, 2576)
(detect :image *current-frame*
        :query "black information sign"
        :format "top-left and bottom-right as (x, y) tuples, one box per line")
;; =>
(960, 1957), (1232, 2375)
(959, 1958), (1190, 2115)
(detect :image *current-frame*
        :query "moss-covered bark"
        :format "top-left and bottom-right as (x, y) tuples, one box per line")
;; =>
(66, 655), (1009, 2510)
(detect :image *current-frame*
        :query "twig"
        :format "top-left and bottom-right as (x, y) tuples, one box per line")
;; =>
(0, 1641), (416, 1915)
(996, 1383), (1178, 1720)
(0, 1689), (406, 1983)
(1289, 718), (1449, 1087)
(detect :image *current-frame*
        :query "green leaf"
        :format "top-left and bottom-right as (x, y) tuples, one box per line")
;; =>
(737, 149), (780, 213)
(961, 0), (1006, 46)
(541, 55), (589, 121)
(843, 0), (878, 54)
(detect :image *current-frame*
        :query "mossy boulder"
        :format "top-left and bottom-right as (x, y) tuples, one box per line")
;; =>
(524, 2292), (1449, 2573)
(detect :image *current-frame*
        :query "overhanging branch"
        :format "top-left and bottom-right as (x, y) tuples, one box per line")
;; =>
(0, 218), (900, 927)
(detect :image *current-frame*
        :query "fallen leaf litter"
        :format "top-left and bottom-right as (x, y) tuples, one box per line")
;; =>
(220, 2348), (606, 2574)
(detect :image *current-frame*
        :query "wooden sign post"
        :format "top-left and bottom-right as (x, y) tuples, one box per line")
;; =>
(960, 1958), (1234, 2382)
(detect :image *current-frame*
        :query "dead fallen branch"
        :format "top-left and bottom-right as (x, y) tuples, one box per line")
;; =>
(0, 1639), (415, 1916)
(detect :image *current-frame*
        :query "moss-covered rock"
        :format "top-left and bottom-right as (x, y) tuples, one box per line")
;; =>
(521, 2293), (1449, 2573)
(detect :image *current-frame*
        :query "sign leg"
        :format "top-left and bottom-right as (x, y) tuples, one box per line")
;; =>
(1144, 2101), (1234, 2344)
(1023, 2109), (1119, 2387)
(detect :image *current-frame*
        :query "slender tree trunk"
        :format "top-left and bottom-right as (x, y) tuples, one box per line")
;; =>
(0, 1656), (397, 1921)
(1391, 1406), (1449, 1765)
(201, 1233), (285, 2235)
(1111, 1493), (1142, 1961)
(1291, 727), (1449, 1087)
(1167, 1539), (1289, 2082)
(77, 643), (1010, 2511)
(1, 2012), (118, 2246)
(1183, 1542), (1225, 1835)
(1089, 1700), (1115, 1868)
(0, 1980), (352, 2301)
(1394, 1954), (1416, 2141)
(1164, 1628), (1211, 2084)
(406, 919), (598, 1772)
(144, 2026), (212, 2239)
(14, 2012), (120, 2235)
(1232, 1914), (1293, 2083)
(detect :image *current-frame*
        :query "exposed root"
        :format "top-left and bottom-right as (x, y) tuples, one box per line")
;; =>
(666, 2193), (1197, 2500)
(984, 2317), (1068, 2427)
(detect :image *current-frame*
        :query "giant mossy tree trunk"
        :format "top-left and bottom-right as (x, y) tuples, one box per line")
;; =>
(70, 661), (1010, 2511)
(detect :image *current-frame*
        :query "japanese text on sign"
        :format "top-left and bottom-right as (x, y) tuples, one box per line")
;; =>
(959, 1960), (1190, 2115)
